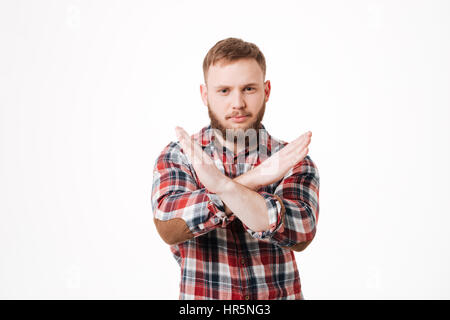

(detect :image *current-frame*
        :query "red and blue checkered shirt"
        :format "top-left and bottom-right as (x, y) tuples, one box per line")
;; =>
(151, 123), (320, 300)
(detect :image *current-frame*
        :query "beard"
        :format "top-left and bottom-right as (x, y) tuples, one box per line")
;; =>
(207, 99), (266, 142)
(206, 100), (266, 156)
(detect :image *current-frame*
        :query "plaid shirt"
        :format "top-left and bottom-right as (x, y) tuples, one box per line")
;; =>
(151, 123), (320, 300)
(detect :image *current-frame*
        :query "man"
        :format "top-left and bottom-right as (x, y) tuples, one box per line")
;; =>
(151, 37), (320, 300)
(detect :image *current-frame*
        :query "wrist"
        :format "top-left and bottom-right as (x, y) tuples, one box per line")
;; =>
(216, 176), (234, 196)
(234, 169), (262, 191)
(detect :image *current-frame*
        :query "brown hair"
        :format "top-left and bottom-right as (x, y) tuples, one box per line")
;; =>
(202, 37), (266, 85)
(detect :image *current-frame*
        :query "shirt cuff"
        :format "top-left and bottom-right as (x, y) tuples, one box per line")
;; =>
(204, 188), (236, 228)
(244, 192), (285, 240)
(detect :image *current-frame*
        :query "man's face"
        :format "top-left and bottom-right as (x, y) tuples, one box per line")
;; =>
(200, 58), (271, 139)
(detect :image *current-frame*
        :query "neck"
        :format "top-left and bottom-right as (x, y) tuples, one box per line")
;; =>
(213, 128), (260, 156)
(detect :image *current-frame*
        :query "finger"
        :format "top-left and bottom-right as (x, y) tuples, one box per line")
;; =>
(179, 139), (194, 163)
(286, 138), (309, 160)
(175, 126), (190, 141)
(176, 126), (212, 166)
(297, 138), (311, 155)
(293, 131), (311, 142)
(191, 139), (213, 165)
(177, 127), (201, 155)
(297, 147), (309, 160)
(290, 147), (309, 167)
(289, 131), (312, 150)
(289, 133), (305, 145)
(175, 126), (189, 144)
(280, 132), (311, 166)
(301, 134), (311, 148)
(285, 133), (308, 153)
(180, 131), (210, 165)
(282, 136), (308, 158)
(299, 131), (312, 145)
(175, 127), (195, 161)
(175, 126), (182, 141)
(304, 147), (309, 157)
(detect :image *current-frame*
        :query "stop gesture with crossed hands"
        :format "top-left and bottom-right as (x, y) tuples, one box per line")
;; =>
(175, 126), (312, 195)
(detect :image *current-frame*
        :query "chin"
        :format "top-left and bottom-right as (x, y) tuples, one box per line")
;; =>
(229, 124), (251, 130)
(229, 118), (252, 125)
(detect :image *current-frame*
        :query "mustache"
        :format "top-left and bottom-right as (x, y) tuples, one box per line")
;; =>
(227, 113), (251, 119)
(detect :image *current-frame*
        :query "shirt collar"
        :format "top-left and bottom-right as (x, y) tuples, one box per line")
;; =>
(193, 123), (278, 160)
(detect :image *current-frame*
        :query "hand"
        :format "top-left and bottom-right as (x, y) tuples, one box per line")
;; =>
(250, 131), (312, 188)
(175, 126), (231, 194)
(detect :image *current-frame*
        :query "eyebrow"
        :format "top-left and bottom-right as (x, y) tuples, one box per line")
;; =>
(213, 82), (260, 89)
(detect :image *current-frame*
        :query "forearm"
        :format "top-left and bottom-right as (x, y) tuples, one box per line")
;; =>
(233, 170), (262, 191)
(153, 187), (232, 245)
(217, 179), (270, 232)
(223, 169), (262, 216)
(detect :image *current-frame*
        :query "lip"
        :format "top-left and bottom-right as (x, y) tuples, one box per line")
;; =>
(230, 115), (249, 123)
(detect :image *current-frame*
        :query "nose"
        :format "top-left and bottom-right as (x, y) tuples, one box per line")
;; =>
(231, 90), (245, 110)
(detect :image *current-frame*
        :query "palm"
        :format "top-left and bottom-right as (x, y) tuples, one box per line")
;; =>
(175, 126), (229, 194)
(255, 131), (311, 187)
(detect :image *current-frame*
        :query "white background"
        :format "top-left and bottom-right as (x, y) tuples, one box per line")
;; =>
(1, 0), (449, 299)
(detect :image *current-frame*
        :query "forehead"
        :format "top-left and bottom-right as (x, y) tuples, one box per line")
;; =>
(207, 58), (264, 86)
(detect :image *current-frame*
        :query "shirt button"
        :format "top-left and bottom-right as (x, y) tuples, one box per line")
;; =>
(244, 295), (250, 300)
(240, 258), (245, 265)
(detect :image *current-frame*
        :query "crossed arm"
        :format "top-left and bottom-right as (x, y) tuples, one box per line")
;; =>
(221, 171), (315, 252)
(151, 126), (318, 252)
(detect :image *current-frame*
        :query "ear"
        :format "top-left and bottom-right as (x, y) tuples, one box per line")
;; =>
(264, 80), (271, 102)
(200, 84), (208, 106)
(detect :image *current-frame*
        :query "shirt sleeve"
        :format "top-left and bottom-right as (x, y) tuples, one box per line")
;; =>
(241, 155), (320, 251)
(151, 141), (235, 245)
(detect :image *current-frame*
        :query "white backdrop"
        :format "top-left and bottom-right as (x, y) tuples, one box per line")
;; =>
(1, 0), (449, 299)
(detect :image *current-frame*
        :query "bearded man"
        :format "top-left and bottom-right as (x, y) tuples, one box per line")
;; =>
(151, 37), (320, 300)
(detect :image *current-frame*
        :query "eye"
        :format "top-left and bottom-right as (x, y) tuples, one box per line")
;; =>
(245, 87), (255, 92)
(219, 88), (228, 94)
